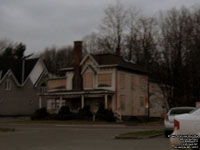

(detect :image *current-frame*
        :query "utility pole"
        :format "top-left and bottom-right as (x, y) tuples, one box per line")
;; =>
(147, 76), (150, 121)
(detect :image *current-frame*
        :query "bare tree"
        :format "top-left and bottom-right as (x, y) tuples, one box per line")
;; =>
(40, 46), (73, 75)
(159, 7), (195, 107)
(0, 38), (15, 54)
(99, 1), (128, 54)
(82, 32), (103, 54)
(125, 15), (159, 68)
(125, 7), (139, 61)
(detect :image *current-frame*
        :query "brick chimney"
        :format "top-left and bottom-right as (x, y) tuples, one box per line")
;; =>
(72, 41), (83, 90)
(116, 47), (120, 56)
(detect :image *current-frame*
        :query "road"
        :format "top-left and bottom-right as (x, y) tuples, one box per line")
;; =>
(0, 124), (171, 150)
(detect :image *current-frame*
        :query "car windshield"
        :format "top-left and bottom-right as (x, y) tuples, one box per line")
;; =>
(189, 107), (200, 114)
(170, 108), (194, 115)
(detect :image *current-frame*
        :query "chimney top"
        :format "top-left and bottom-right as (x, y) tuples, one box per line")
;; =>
(74, 41), (82, 45)
(116, 47), (120, 56)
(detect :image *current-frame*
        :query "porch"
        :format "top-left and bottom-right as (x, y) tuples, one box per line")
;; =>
(39, 89), (115, 114)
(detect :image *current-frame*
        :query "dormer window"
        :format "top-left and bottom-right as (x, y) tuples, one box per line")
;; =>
(83, 72), (94, 89)
(98, 73), (112, 87)
(4, 79), (11, 91)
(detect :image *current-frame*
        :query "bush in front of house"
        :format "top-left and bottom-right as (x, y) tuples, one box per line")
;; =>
(57, 106), (76, 120)
(46, 113), (58, 120)
(58, 106), (71, 116)
(31, 107), (49, 120)
(78, 105), (93, 120)
(96, 103), (116, 122)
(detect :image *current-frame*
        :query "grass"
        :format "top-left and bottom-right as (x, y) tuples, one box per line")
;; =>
(119, 130), (164, 137)
(7, 119), (115, 125)
(125, 120), (164, 126)
(0, 128), (15, 132)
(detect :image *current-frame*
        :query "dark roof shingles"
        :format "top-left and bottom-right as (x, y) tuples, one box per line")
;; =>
(0, 58), (38, 84)
(91, 54), (147, 74)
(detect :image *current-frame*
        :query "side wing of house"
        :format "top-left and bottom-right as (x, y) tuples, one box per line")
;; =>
(149, 82), (168, 117)
(116, 70), (148, 117)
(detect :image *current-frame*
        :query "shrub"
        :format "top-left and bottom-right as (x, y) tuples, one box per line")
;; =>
(78, 105), (93, 120)
(58, 106), (71, 116)
(57, 106), (75, 120)
(58, 113), (77, 120)
(96, 103), (116, 122)
(46, 113), (58, 120)
(31, 107), (49, 120)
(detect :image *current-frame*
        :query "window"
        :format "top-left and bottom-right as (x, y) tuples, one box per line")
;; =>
(131, 75), (136, 89)
(120, 73), (125, 89)
(139, 77), (146, 90)
(140, 96), (145, 107)
(40, 86), (47, 93)
(120, 95), (126, 111)
(83, 72), (94, 89)
(4, 79), (11, 91)
(98, 73), (112, 87)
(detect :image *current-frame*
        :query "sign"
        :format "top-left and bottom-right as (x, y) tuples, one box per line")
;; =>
(196, 102), (200, 107)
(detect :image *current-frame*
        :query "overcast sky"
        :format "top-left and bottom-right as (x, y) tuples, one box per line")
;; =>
(0, 0), (199, 54)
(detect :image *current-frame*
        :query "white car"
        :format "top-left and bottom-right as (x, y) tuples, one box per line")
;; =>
(164, 107), (195, 137)
(170, 107), (200, 150)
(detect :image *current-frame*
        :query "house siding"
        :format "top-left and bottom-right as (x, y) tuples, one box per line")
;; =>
(0, 76), (40, 115)
(47, 78), (66, 90)
(149, 82), (168, 117)
(117, 70), (148, 117)
(66, 71), (73, 90)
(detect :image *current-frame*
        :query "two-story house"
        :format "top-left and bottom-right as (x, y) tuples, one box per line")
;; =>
(0, 58), (48, 115)
(39, 41), (168, 119)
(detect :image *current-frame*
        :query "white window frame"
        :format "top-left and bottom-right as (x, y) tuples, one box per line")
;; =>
(4, 79), (11, 91)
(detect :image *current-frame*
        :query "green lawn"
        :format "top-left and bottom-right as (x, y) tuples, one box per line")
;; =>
(119, 130), (164, 137)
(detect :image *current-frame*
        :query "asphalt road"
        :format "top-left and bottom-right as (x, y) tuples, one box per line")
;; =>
(0, 124), (171, 150)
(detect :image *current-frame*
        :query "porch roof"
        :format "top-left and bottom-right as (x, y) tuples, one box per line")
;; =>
(39, 89), (115, 97)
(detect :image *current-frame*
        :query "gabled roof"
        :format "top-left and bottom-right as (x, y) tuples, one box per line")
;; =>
(61, 53), (147, 75)
(0, 58), (39, 84)
(91, 54), (147, 74)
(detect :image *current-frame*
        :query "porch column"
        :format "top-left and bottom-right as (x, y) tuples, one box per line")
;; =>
(59, 96), (63, 108)
(39, 96), (42, 108)
(81, 95), (84, 109)
(104, 94), (108, 109)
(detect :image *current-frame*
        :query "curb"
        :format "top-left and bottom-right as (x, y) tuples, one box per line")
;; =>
(115, 133), (163, 139)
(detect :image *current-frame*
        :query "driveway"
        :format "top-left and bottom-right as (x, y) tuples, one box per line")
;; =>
(0, 123), (171, 150)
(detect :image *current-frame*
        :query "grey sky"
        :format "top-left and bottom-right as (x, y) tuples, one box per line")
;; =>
(0, 0), (199, 54)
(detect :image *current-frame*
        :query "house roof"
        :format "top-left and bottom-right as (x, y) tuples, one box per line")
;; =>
(60, 53), (147, 75)
(0, 58), (39, 84)
(91, 54), (147, 74)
